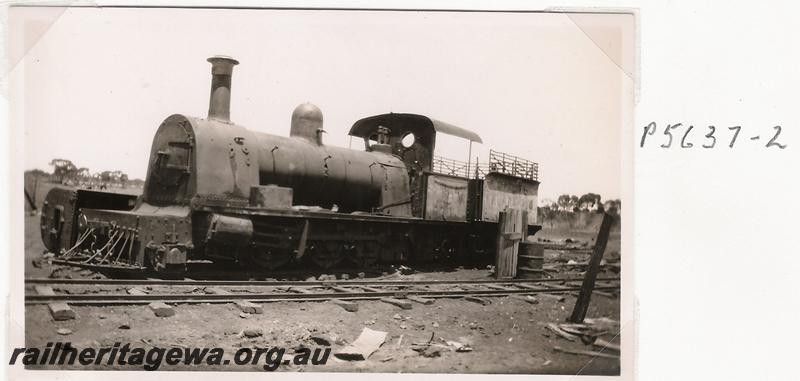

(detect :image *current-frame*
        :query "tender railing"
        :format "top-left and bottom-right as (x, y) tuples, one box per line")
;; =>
(432, 149), (539, 181)
(432, 156), (472, 178)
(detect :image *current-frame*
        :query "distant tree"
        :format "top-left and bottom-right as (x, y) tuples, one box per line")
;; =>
(557, 194), (578, 212)
(604, 199), (621, 215)
(578, 193), (602, 211)
(49, 159), (78, 183)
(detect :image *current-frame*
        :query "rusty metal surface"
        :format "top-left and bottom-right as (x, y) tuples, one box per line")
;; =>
(422, 173), (469, 221)
(249, 185), (293, 208)
(479, 173), (540, 224)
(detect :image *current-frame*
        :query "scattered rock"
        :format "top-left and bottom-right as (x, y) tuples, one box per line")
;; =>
(118, 323), (131, 330)
(239, 312), (250, 319)
(243, 329), (263, 338)
(148, 302), (175, 317)
(416, 346), (441, 358)
(341, 274), (350, 280)
(98, 314), (107, 319)
(357, 272), (366, 279)
(234, 300), (263, 314)
(363, 320), (376, 325)
(56, 328), (72, 335)
(393, 314), (403, 320)
(305, 276), (316, 282)
(432, 322), (439, 328)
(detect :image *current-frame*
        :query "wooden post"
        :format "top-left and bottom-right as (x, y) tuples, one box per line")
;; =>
(568, 213), (614, 323)
(495, 209), (527, 279)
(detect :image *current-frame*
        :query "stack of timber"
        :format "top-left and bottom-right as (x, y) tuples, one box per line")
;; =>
(495, 209), (527, 279)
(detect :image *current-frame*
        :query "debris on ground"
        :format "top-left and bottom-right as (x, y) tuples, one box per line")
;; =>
(445, 339), (473, 352)
(545, 323), (578, 342)
(591, 337), (621, 352)
(334, 327), (387, 361)
(584, 317), (620, 332)
(397, 265), (414, 275)
(553, 345), (619, 359)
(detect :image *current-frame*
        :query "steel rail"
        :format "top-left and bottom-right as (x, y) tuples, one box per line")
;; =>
(24, 277), (620, 287)
(24, 285), (619, 305)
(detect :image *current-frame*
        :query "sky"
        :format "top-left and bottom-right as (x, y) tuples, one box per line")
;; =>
(11, 7), (633, 201)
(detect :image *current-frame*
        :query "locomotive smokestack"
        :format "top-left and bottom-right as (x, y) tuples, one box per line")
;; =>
(207, 55), (239, 122)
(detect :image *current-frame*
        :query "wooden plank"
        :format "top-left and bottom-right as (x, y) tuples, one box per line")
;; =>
(569, 213), (614, 323)
(485, 284), (514, 291)
(36, 286), (76, 320)
(288, 287), (315, 294)
(330, 299), (359, 312)
(495, 209), (526, 279)
(464, 296), (491, 305)
(358, 285), (383, 293)
(204, 287), (230, 295)
(592, 338), (621, 352)
(380, 297), (412, 310)
(48, 303), (76, 321)
(34, 285), (56, 296)
(407, 296), (435, 305)
(553, 346), (619, 359)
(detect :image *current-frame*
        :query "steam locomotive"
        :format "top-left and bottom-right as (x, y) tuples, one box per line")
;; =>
(40, 56), (541, 274)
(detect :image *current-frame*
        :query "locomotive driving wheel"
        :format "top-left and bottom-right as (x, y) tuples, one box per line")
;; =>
(309, 241), (347, 269)
(242, 246), (293, 270)
(349, 240), (381, 268)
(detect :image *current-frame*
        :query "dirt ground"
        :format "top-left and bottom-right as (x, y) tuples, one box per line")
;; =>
(21, 183), (621, 374)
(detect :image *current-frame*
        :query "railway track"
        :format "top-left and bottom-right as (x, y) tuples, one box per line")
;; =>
(25, 277), (620, 306)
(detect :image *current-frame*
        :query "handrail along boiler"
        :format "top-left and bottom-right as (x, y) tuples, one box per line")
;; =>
(39, 56), (542, 274)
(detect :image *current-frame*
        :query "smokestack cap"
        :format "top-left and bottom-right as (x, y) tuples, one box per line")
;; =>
(207, 55), (239, 75)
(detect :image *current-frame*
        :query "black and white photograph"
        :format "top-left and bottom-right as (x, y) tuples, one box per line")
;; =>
(8, 4), (634, 377)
